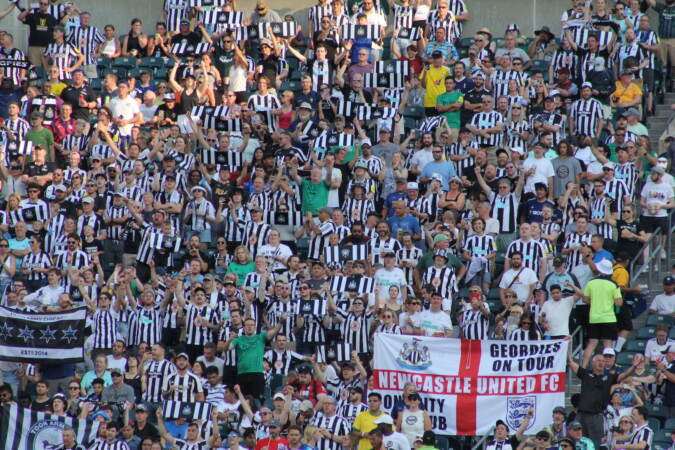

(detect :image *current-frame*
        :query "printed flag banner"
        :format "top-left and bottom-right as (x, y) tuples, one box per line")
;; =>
(0, 404), (100, 450)
(372, 334), (567, 435)
(0, 306), (87, 363)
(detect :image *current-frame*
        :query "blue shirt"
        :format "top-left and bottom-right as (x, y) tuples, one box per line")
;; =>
(350, 38), (373, 62)
(388, 214), (421, 239)
(593, 249), (614, 262)
(420, 161), (457, 190)
(165, 420), (189, 442)
(422, 41), (459, 62)
(385, 192), (408, 217)
(524, 199), (556, 223)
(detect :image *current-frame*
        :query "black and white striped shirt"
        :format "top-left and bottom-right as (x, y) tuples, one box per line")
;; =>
(337, 310), (373, 354)
(221, 206), (250, 243)
(563, 232), (592, 270)
(218, 325), (243, 366)
(369, 237), (402, 266)
(470, 112), (504, 147)
(589, 196), (613, 240)
(128, 305), (162, 346)
(242, 220), (271, 258)
(184, 303), (217, 346)
(397, 246), (423, 286)
(569, 97), (604, 137)
(92, 308), (117, 349)
(604, 178), (630, 215)
(491, 69), (522, 99)
(54, 250), (90, 272)
(308, 220), (337, 261)
(339, 401), (367, 426)
(615, 162), (638, 199)
(247, 93), (280, 131)
(312, 414), (351, 450)
(164, 371), (204, 403)
(104, 205), (129, 240)
(0, 47), (27, 86)
(422, 266), (456, 299)
(143, 359), (177, 402)
(504, 120), (530, 152)
(461, 304), (490, 340)
(21, 251), (52, 281)
(463, 234), (497, 269)
(488, 192), (519, 234)
(309, 59), (334, 91)
(263, 348), (305, 376)
(67, 25), (105, 66)
(505, 240), (545, 275)
(44, 42), (81, 80)
(630, 424), (653, 450)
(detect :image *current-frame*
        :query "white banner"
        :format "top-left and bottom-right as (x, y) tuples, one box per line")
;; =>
(372, 334), (568, 436)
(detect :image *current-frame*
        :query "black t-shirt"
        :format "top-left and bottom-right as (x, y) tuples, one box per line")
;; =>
(134, 422), (160, 441)
(155, 103), (179, 124)
(81, 237), (103, 256)
(616, 219), (642, 255)
(258, 55), (280, 84)
(30, 398), (51, 412)
(60, 85), (97, 120)
(56, 201), (79, 219)
(24, 12), (57, 47)
(461, 87), (491, 125)
(170, 32), (201, 51)
(576, 367), (618, 413)
(26, 162), (56, 178)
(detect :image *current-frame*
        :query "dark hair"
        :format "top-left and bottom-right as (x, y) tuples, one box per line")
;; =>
(510, 251), (523, 259)
(205, 366), (219, 376)
(368, 392), (382, 400)
(633, 406), (648, 421)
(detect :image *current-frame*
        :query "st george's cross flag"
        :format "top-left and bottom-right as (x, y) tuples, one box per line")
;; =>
(0, 306), (87, 363)
(0, 404), (100, 450)
(372, 334), (567, 435)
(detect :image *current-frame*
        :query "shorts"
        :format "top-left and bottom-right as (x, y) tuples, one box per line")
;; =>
(638, 215), (669, 234)
(616, 304), (633, 331)
(642, 69), (654, 93)
(587, 322), (618, 340)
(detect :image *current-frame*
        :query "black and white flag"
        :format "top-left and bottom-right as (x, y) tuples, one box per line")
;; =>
(192, 105), (229, 120)
(267, 210), (304, 227)
(341, 24), (381, 40)
(150, 232), (183, 253)
(189, 0), (228, 7)
(0, 306), (87, 363)
(314, 132), (355, 150)
(297, 298), (327, 316)
(9, 206), (40, 224)
(199, 148), (243, 170)
(419, 115), (447, 133)
(258, 22), (298, 38)
(1, 404), (100, 450)
(396, 26), (421, 41)
(337, 100), (357, 118)
(12, 141), (33, 155)
(315, 345), (327, 363)
(356, 104), (398, 120)
(162, 400), (212, 421)
(203, 10), (244, 26)
(376, 60), (409, 76)
(338, 244), (369, 261)
(364, 72), (406, 89)
(171, 41), (211, 56)
(330, 275), (375, 294)
(334, 343), (352, 362)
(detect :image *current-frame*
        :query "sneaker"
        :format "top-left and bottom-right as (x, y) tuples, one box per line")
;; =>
(661, 249), (667, 259)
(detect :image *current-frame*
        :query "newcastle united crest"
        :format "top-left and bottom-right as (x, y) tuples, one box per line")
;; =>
(396, 338), (432, 370)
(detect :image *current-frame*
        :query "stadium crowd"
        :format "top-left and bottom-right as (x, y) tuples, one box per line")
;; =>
(0, 0), (673, 449)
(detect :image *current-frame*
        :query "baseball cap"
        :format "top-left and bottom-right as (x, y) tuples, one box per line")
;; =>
(110, 368), (123, 376)
(663, 275), (674, 285)
(268, 418), (281, 428)
(273, 392), (285, 401)
(406, 182), (418, 190)
(349, 386), (364, 394)
(298, 400), (314, 412)
(602, 348), (616, 356)
(602, 161), (616, 170)
(553, 256), (565, 267)
(259, 38), (273, 48)
(54, 185), (67, 193)
(81, 197), (95, 204)
(625, 107), (640, 117)
(581, 81), (593, 89)
(298, 102), (312, 110)
(568, 422), (583, 430)
(176, 352), (189, 360)
(135, 404), (148, 412)
(374, 415), (394, 425)
(433, 234), (449, 245)
(431, 50), (443, 59)
(422, 431), (436, 445)
(553, 406), (566, 415)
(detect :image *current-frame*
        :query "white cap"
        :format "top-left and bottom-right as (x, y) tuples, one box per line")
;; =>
(602, 347), (616, 356)
(596, 259), (614, 275)
(406, 182), (419, 190)
(373, 415), (394, 425)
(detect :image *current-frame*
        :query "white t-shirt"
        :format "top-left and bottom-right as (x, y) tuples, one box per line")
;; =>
(108, 95), (141, 136)
(523, 156), (555, 194)
(374, 267), (407, 301)
(106, 355), (128, 372)
(640, 180), (674, 217)
(540, 296), (576, 336)
(499, 267), (538, 303)
(574, 146), (597, 167)
(258, 244), (293, 272)
(196, 355), (226, 376)
(321, 167), (342, 208)
(384, 431), (411, 450)
(418, 309), (453, 336)
(650, 293), (675, 315)
(410, 149), (434, 174)
(644, 337), (674, 364)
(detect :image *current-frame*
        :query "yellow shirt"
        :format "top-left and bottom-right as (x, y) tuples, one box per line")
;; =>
(611, 81), (642, 105)
(50, 82), (68, 97)
(611, 264), (629, 288)
(421, 65), (451, 107)
(353, 410), (389, 450)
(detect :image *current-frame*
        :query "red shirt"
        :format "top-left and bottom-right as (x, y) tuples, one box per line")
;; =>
(255, 437), (290, 450)
(289, 379), (327, 405)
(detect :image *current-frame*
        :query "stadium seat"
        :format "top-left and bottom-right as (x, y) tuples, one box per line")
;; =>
(113, 56), (137, 69)
(459, 37), (475, 49)
(649, 417), (662, 431)
(664, 418), (675, 430)
(531, 59), (550, 73)
(96, 56), (112, 69)
(646, 314), (673, 326)
(139, 56), (164, 69)
(636, 326), (656, 339)
(487, 287), (501, 300)
(624, 340), (646, 352)
(648, 404), (668, 419)
(153, 68), (168, 80)
(280, 80), (301, 92)
(671, 327), (675, 339)
(616, 352), (636, 366)
(435, 436), (450, 450)
(403, 105), (425, 119)
(127, 68), (143, 79)
(89, 78), (103, 91)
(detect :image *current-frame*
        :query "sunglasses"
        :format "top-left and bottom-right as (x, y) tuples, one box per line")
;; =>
(223, 40), (233, 43)
(300, 286), (310, 290)
(622, 210), (632, 213)
(504, 294), (516, 298)
(0, 244), (8, 248)
(409, 302), (421, 305)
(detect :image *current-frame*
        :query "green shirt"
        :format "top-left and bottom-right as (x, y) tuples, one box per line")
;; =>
(226, 261), (256, 286)
(416, 251), (465, 274)
(232, 332), (267, 374)
(301, 179), (330, 215)
(25, 128), (55, 162)
(436, 90), (463, 128)
(583, 277), (621, 324)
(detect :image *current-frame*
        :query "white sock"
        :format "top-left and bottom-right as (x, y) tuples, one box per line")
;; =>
(615, 337), (626, 352)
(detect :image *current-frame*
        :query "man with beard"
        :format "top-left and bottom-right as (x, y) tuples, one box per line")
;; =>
(461, 71), (491, 126)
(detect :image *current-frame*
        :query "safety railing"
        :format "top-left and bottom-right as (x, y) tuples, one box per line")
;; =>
(471, 427), (495, 450)
(566, 325), (584, 393)
(629, 220), (668, 288)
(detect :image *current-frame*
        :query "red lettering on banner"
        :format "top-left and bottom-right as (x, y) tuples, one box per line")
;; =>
(373, 369), (566, 395)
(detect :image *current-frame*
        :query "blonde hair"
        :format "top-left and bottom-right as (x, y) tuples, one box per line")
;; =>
(234, 245), (252, 264)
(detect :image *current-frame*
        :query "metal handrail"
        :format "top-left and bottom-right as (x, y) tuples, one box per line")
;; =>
(471, 427), (495, 450)
(629, 226), (662, 284)
(566, 326), (584, 394)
